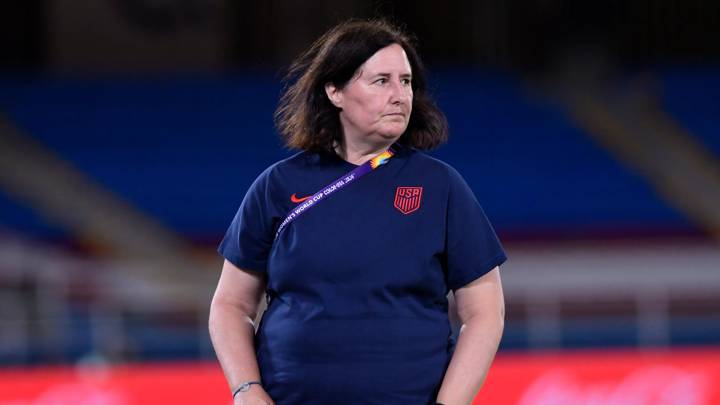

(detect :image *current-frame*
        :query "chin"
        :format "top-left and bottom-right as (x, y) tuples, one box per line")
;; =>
(377, 131), (405, 141)
(378, 125), (409, 139)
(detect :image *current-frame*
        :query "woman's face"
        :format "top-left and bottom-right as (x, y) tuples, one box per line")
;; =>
(326, 43), (413, 145)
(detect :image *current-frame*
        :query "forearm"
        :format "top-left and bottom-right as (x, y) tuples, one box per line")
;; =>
(436, 316), (504, 405)
(208, 300), (262, 392)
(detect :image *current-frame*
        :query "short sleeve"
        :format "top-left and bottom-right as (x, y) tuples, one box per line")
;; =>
(444, 166), (507, 292)
(217, 167), (276, 272)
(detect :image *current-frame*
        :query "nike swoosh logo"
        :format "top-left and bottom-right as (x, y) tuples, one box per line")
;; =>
(291, 193), (312, 203)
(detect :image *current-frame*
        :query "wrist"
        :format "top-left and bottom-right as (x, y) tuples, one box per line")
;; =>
(232, 380), (263, 399)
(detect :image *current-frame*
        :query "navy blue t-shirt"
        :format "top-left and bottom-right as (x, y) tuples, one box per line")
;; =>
(218, 143), (506, 404)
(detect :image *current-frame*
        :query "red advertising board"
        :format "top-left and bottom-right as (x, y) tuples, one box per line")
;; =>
(1, 348), (719, 404)
(475, 348), (720, 405)
(0, 362), (230, 404)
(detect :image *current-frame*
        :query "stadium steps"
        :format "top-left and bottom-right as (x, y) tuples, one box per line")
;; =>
(554, 72), (720, 239)
(0, 113), (213, 305)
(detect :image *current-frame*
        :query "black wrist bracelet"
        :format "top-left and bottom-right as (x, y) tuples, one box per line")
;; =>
(232, 381), (262, 399)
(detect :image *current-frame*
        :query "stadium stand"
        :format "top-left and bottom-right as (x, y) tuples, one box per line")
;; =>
(1, 70), (718, 364)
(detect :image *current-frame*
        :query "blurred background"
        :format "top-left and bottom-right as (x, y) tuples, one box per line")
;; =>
(1, 0), (719, 404)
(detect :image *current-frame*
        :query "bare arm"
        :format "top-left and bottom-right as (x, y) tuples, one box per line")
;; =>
(208, 259), (274, 404)
(436, 267), (505, 405)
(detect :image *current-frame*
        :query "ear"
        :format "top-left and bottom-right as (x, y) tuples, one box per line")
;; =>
(324, 82), (343, 108)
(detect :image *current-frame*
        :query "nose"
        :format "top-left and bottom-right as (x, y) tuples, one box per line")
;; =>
(389, 78), (408, 105)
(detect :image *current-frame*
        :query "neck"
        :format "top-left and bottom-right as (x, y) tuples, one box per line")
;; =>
(335, 138), (396, 166)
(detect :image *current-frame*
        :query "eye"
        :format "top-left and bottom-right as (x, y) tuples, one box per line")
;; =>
(374, 78), (387, 85)
(401, 78), (412, 86)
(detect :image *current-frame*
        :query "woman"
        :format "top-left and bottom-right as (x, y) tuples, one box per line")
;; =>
(209, 19), (506, 405)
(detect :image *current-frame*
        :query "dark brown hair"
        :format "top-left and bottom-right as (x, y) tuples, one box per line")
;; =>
(275, 19), (448, 153)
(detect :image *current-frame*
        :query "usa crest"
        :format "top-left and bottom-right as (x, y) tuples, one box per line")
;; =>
(394, 187), (423, 214)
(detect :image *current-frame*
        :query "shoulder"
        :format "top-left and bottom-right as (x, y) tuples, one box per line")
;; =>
(253, 150), (315, 181)
(245, 150), (327, 205)
(240, 151), (315, 212)
(404, 149), (478, 205)
(404, 147), (464, 182)
(274, 150), (318, 170)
